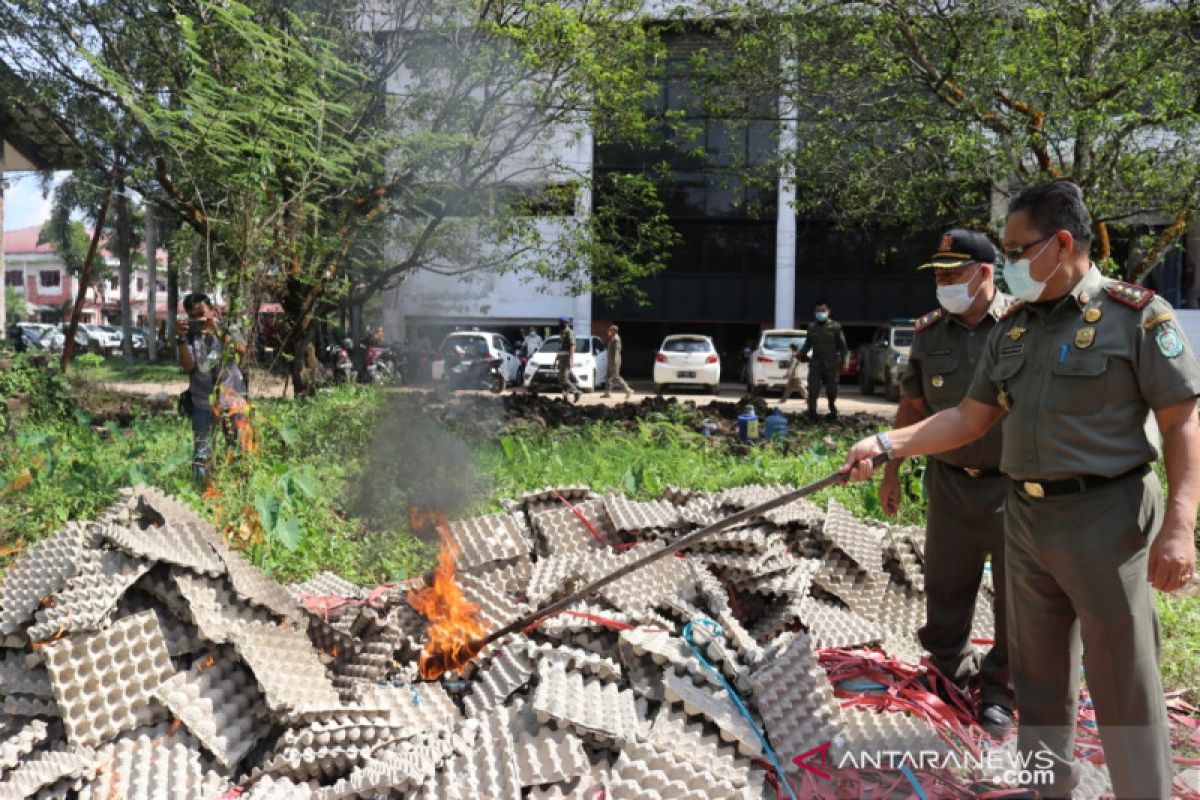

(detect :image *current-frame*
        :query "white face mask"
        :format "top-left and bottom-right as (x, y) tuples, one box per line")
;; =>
(936, 266), (984, 314)
(1002, 239), (1061, 302)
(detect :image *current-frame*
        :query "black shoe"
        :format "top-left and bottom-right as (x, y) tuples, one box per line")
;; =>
(979, 703), (1015, 738)
(825, 411), (838, 421)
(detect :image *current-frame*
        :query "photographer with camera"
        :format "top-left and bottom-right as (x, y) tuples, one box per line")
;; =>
(176, 293), (248, 480)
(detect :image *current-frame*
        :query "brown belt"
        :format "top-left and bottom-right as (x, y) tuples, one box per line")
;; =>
(1015, 464), (1150, 499)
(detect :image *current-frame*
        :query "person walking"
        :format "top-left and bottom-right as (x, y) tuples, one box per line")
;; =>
(603, 324), (633, 399)
(779, 342), (808, 403)
(878, 229), (1015, 737)
(798, 300), (848, 420)
(842, 180), (1200, 799)
(555, 315), (582, 403)
(522, 326), (543, 359)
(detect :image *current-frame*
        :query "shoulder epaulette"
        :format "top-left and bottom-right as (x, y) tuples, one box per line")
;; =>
(914, 308), (945, 333)
(1104, 281), (1155, 310)
(998, 300), (1025, 321)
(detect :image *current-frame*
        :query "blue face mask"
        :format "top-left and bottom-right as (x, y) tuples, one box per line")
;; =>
(815, 311), (829, 322)
(1002, 239), (1060, 302)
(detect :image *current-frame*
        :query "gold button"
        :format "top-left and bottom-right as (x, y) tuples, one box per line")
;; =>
(1075, 327), (1096, 349)
(1084, 308), (1101, 323)
(1023, 482), (1045, 498)
(931, 375), (944, 388)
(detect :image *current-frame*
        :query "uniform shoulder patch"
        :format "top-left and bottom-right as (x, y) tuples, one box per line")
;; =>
(1104, 281), (1155, 310)
(914, 308), (945, 333)
(997, 300), (1025, 321)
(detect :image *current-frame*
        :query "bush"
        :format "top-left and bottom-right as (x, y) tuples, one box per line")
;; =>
(0, 352), (74, 431)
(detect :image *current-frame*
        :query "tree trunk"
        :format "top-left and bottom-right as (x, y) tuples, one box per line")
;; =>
(62, 191), (113, 373)
(190, 239), (205, 293)
(145, 208), (158, 361)
(116, 180), (134, 363)
(166, 240), (179, 352)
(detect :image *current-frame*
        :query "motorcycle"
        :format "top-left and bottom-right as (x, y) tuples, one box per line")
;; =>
(363, 343), (400, 385)
(441, 347), (506, 394)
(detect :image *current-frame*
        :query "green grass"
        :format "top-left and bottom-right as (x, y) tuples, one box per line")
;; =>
(75, 355), (188, 384)
(1157, 593), (1200, 702)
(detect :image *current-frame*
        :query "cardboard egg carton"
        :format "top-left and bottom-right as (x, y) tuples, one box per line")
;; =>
(800, 597), (885, 650)
(42, 610), (175, 748)
(607, 740), (756, 800)
(0, 523), (97, 635)
(212, 537), (307, 625)
(748, 595), (806, 642)
(239, 774), (316, 800)
(524, 553), (596, 607)
(2, 694), (60, 719)
(229, 619), (340, 713)
(413, 710), (520, 800)
(115, 593), (207, 658)
(712, 484), (791, 511)
(448, 512), (529, 570)
(99, 518), (224, 577)
(601, 495), (685, 533)
(0, 742), (96, 799)
(760, 496), (824, 529)
(288, 571), (365, 601)
(260, 742), (377, 782)
(822, 499), (886, 571)
(74, 728), (231, 800)
(462, 646), (536, 718)
(457, 573), (528, 632)
(677, 497), (724, 527)
(462, 555), (534, 597)
(644, 702), (750, 789)
(505, 700), (591, 788)
(733, 556), (821, 601)
(153, 647), (268, 768)
(684, 524), (774, 554)
(27, 548), (152, 642)
(833, 705), (949, 762)
(519, 486), (593, 510)
(661, 669), (762, 756)
(0, 652), (52, 698)
(747, 632), (845, 774)
(871, 580), (926, 636)
(171, 572), (280, 645)
(591, 543), (695, 615)
(349, 682), (461, 735)
(530, 659), (641, 745)
(531, 499), (614, 556)
(812, 549), (890, 620)
(0, 719), (51, 774)
(517, 640), (622, 682)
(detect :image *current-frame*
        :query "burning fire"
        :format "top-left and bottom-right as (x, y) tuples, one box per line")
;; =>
(216, 387), (258, 456)
(406, 508), (486, 680)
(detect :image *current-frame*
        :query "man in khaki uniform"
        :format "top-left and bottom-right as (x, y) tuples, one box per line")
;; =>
(879, 229), (1015, 737)
(603, 324), (632, 399)
(843, 181), (1200, 799)
(779, 343), (808, 403)
(799, 300), (848, 420)
(555, 315), (582, 403)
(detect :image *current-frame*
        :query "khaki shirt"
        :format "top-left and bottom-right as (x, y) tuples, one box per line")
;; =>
(902, 291), (1014, 470)
(608, 333), (622, 373)
(799, 320), (848, 369)
(967, 266), (1200, 480)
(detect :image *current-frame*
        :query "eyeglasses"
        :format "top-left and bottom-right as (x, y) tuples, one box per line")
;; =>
(1002, 233), (1054, 264)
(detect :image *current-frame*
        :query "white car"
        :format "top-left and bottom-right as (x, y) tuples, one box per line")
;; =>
(747, 329), (808, 394)
(653, 334), (720, 393)
(524, 334), (609, 392)
(431, 331), (521, 383)
(81, 323), (121, 354)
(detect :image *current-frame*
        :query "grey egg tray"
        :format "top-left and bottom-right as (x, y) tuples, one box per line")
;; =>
(0, 523), (97, 635)
(462, 645), (536, 718)
(27, 548), (151, 641)
(530, 659), (641, 745)
(99, 517), (225, 577)
(607, 739), (757, 800)
(0, 719), (51, 774)
(448, 511), (528, 570)
(822, 498), (887, 572)
(0, 652), (52, 698)
(531, 499), (615, 556)
(0, 742), (96, 799)
(601, 495), (686, 533)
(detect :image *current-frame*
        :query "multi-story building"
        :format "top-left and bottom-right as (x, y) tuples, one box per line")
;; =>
(4, 224), (167, 325)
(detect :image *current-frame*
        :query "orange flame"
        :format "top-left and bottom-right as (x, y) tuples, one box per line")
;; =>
(406, 508), (486, 680)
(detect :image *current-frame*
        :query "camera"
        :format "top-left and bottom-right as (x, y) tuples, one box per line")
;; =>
(187, 318), (204, 335)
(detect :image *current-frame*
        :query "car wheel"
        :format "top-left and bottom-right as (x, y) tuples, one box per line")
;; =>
(654, 383), (664, 396)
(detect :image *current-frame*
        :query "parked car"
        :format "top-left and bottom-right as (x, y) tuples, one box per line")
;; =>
(80, 323), (121, 355)
(100, 324), (148, 353)
(431, 331), (521, 384)
(15, 322), (53, 350)
(653, 334), (720, 393)
(858, 321), (915, 401)
(523, 334), (609, 393)
(33, 324), (89, 353)
(746, 329), (808, 394)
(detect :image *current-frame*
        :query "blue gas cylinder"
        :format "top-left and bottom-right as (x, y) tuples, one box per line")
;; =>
(737, 406), (759, 442)
(764, 408), (788, 441)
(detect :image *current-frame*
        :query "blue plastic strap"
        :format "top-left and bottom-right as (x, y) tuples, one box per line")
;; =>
(682, 618), (798, 800)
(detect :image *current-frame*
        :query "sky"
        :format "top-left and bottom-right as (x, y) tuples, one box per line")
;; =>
(3, 171), (67, 231)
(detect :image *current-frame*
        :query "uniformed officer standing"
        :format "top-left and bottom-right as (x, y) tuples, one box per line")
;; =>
(799, 300), (848, 420)
(879, 229), (1015, 737)
(555, 316), (582, 403)
(603, 324), (633, 399)
(843, 181), (1200, 799)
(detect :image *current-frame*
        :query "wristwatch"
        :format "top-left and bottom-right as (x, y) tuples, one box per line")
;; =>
(875, 431), (894, 461)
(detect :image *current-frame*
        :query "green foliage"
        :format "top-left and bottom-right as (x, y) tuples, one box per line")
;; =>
(1157, 593), (1200, 703)
(4, 287), (29, 322)
(0, 352), (75, 422)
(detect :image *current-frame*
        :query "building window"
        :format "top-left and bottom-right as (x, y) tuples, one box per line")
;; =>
(136, 277), (145, 292)
(5, 270), (21, 287)
(39, 271), (62, 288)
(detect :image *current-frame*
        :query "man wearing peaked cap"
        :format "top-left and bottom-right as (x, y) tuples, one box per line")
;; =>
(844, 181), (1200, 799)
(880, 228), (1016, 738)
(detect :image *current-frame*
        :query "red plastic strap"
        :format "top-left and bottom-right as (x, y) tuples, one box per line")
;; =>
(552, 490), (639, 551)
(519, 609), (638, 635)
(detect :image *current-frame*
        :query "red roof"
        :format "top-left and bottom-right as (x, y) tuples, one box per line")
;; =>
(2, 225), (55, 254)
(3, 223), (167, 265)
